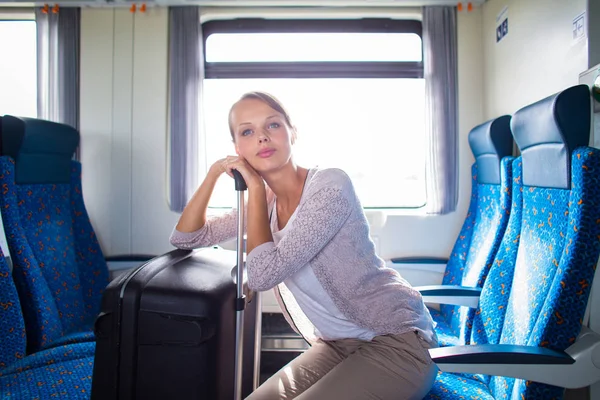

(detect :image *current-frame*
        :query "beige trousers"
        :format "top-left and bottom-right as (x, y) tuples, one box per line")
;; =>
(247, 331), (438, 400)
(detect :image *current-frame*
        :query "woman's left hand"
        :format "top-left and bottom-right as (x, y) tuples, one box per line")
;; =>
(223, 156), (265, 191)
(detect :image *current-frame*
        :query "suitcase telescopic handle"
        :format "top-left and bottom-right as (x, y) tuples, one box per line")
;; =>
(233, 168), (247, 400)
(232, 169), (247, 191)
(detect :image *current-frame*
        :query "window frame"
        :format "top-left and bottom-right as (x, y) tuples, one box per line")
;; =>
(0, 8), (35, 21)
(202, 18), (423, 79)
(200, 17), (428, 210)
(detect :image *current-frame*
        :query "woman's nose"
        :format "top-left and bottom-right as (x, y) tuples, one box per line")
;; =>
(258, 132), (270, 143)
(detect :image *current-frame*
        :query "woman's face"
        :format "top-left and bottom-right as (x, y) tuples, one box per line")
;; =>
(230, 98), (296, 174)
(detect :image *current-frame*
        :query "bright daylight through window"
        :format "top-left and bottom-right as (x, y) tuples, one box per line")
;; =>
(0, 20), (37, 118)
(201, 20), (426, 209)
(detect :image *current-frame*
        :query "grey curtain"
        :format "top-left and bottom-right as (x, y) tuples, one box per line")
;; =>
(169, 6), (202, 213)
(35, 8), (80, 129)
(423, 6), (458, 214)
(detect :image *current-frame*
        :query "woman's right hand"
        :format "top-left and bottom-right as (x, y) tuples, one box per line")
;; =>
(210, 156), (238, 178)
(176, 157), (233, 233)
(210, 155), (266, 192)
(209, 156), (276, 205)
(209, 156), (248, 182)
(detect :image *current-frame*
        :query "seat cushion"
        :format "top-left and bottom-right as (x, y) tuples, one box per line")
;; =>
(41, 331), (96, 351)
(425, 371), (494, 400)
(0, 342), (95, 377)
(0, 355), (94, 399)
(429, 309), (460, 347)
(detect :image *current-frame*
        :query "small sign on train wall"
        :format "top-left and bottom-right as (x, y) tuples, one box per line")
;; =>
(573, 12), (586, 43)
(496, 6), (508, 43)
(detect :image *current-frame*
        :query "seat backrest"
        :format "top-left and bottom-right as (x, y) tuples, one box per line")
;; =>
(440, 115), (514, 344)
(0, 116), (109, 352)
(469, 157), (523, 385)
(485, 84), (600, 399)
(0, 241), (26, 371)
(0, 116), (26, 366)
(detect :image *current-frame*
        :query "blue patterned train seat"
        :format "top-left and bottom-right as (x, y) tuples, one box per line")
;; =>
(0, 239), (27, 374)
(0, 226), (95, 399)
(469, 158), (523, 348)
(426, 84), (600, 399)
(0, 116), (109, 353)
(423, 115), (515, 346)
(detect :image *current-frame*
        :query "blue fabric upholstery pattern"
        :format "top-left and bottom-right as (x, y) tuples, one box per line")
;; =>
(436, 156), (514, 345)
(439, 163), (478, 289)
(428, 309), (460, 347)
(427, 81), (600, 399)
(0, 117), (102, 397)
(431, 163), (477, 347)
(491, 147), (600, 399)
(0, 156), (107, 352)
(0, 250), (27, 371)
(427, 85), (599, 399)
(427, 149), (600, 400)
(471, 158), (523, 352)
(0, 356), (94, 399)
(0, 342), (95, 377)
(0, 187), (96, 396)
(426, 370), (494, 400)
(70, 162), (109, 316)
(0, 157), (63, 352)
(18, 181), (94, 336)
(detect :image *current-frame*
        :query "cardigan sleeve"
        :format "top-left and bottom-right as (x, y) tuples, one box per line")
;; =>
(246, 170), (354, 291)
(169, 187), (276, 250)
(169, 207), (243, 250)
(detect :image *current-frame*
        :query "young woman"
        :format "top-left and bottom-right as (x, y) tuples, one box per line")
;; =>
(170, 91), (438, 399)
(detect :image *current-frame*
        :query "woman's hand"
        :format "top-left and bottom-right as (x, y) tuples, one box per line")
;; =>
(213, 156), (265, 191)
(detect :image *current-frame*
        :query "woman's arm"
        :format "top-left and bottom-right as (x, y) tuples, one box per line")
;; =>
(170, 158), (242, 249)
(218, 156), (273, 254)
(175, 163), (223, 233)
(170, 207), (242, 250)
(246, 172), (354, 292)
(246, 184), (273, 254)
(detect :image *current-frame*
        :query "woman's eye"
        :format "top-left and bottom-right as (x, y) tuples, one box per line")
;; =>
(241, 129), (252, 136)
(268, 122), (280, 129)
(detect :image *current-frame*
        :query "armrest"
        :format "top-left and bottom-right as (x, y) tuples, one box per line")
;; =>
(430, 344), (574, 365)
(386, 258), (447, 274)
(414, 285), (481, 308)
(430, 331), (600, 389)
(390, 257), (448, 264)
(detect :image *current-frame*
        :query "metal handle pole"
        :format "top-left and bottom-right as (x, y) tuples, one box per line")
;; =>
(232, 170), (247, 400)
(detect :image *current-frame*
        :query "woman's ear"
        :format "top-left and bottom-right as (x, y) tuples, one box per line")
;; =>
(291, 126), (298, 145)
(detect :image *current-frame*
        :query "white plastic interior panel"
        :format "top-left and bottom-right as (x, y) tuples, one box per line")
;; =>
(0, 0), (487, 7)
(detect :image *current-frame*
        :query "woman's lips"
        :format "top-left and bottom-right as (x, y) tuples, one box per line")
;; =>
(257, 148), (276, 158)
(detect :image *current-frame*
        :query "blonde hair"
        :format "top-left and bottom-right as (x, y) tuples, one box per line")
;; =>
(228, 91), (294, 140)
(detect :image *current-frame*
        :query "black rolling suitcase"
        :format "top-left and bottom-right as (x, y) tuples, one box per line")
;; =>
(91, 172), (261, 400)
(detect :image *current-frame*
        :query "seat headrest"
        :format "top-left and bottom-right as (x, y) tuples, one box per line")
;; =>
(468, 115), (513, 184)
(510, 84), (590, 189)
(1, 116), (79, 184)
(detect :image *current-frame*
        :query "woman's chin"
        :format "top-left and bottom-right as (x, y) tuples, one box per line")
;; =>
(253, 161), (287, 175)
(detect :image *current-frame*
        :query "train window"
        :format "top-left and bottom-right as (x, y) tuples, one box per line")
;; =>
(205, 32), (422, 63)
(0, 19), (37, 118)
(201, 19), (425, 209)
